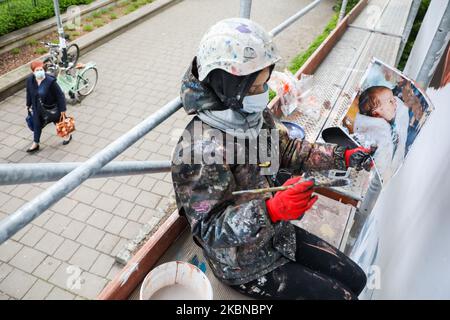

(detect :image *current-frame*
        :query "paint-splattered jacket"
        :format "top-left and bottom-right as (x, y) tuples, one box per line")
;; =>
(171, 61), (347, 285)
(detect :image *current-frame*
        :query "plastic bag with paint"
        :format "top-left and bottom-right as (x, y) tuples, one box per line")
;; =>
(268, 70), (314, 117)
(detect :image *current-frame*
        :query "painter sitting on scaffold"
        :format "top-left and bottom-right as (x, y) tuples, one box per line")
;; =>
(171, 18), (373, 300)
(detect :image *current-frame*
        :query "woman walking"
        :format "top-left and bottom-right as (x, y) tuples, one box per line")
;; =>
(25, 60), (72, 153)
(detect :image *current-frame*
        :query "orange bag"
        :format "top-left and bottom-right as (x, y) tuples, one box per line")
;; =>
(56, 113), (75, 137)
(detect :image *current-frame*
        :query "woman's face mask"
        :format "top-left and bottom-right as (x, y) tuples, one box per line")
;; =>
(242, 84), (269, 113)
(34, 69), (45, 80)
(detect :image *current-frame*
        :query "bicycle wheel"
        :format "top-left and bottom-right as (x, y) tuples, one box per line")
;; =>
(76, 67), (98, 96)
(66, 44), (80, 67)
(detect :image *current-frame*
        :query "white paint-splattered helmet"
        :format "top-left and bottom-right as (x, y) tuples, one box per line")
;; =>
(196, 18), (282, 81)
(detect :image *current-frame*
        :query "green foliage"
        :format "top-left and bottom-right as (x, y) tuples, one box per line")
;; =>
(116, 0), (129, 8)
(25, 38), (38, 46)
(124, 4), (137, 14)
(92, 18), (104, 27)
(91, 10), (101, 18)
(35, 47), (47, 55)
(268, 89), (276, 102)
(82, 24), (93, 32)
(0, 0), (94, 36)
(65, 23), (76, 31)
(110, 13), (118, 19)
(11, 47), (20, 55)
(333, 0), (360, 15)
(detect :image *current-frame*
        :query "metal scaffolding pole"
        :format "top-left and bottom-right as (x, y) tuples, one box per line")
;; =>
(0, 0), (331, 244)
(52, 0), (68, 68)
(395, 0), (421, 66)
(0, 161), (171, 186)
(0, 97), (181, 244)
(338, 0), (348, 23)
(415, 1), (450, 87)
(269, 0), (324, 37)
(240, 0), (252, 19)
(404, 0), (450, 86)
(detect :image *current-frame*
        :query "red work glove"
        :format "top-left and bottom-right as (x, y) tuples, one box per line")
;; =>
(344, 146), (376, 171)
(265, 177), (318, 223)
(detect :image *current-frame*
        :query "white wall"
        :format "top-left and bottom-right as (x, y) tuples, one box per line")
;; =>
(350, 85), (450, 299)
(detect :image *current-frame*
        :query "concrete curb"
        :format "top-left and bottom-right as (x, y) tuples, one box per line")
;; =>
(0, 0), (180, 103)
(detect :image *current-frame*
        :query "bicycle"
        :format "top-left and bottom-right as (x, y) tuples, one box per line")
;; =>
(41, 41), (80, 77)
(57, 62), (99, 102)
(43, 49), (98, 103)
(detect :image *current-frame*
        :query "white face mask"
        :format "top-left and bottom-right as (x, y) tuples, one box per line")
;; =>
(242, 84), (269, 113)
(34, 70), (45, 80)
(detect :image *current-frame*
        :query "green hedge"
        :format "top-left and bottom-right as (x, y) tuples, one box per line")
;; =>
(0, 0), (93, 37)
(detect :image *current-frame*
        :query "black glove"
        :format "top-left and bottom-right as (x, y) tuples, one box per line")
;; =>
(344, 145), (377, 171)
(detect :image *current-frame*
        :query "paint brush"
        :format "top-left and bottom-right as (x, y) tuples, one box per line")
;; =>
(232, 178), (350, 196)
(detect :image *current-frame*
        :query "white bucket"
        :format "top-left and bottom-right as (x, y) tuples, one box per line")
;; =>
(140, 261), (213, 300)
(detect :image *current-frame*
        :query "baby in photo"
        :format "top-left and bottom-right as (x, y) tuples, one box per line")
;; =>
(354, 84), (410, 182)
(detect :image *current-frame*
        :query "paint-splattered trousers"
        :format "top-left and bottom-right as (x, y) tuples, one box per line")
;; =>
(231, 226), (367, 300)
